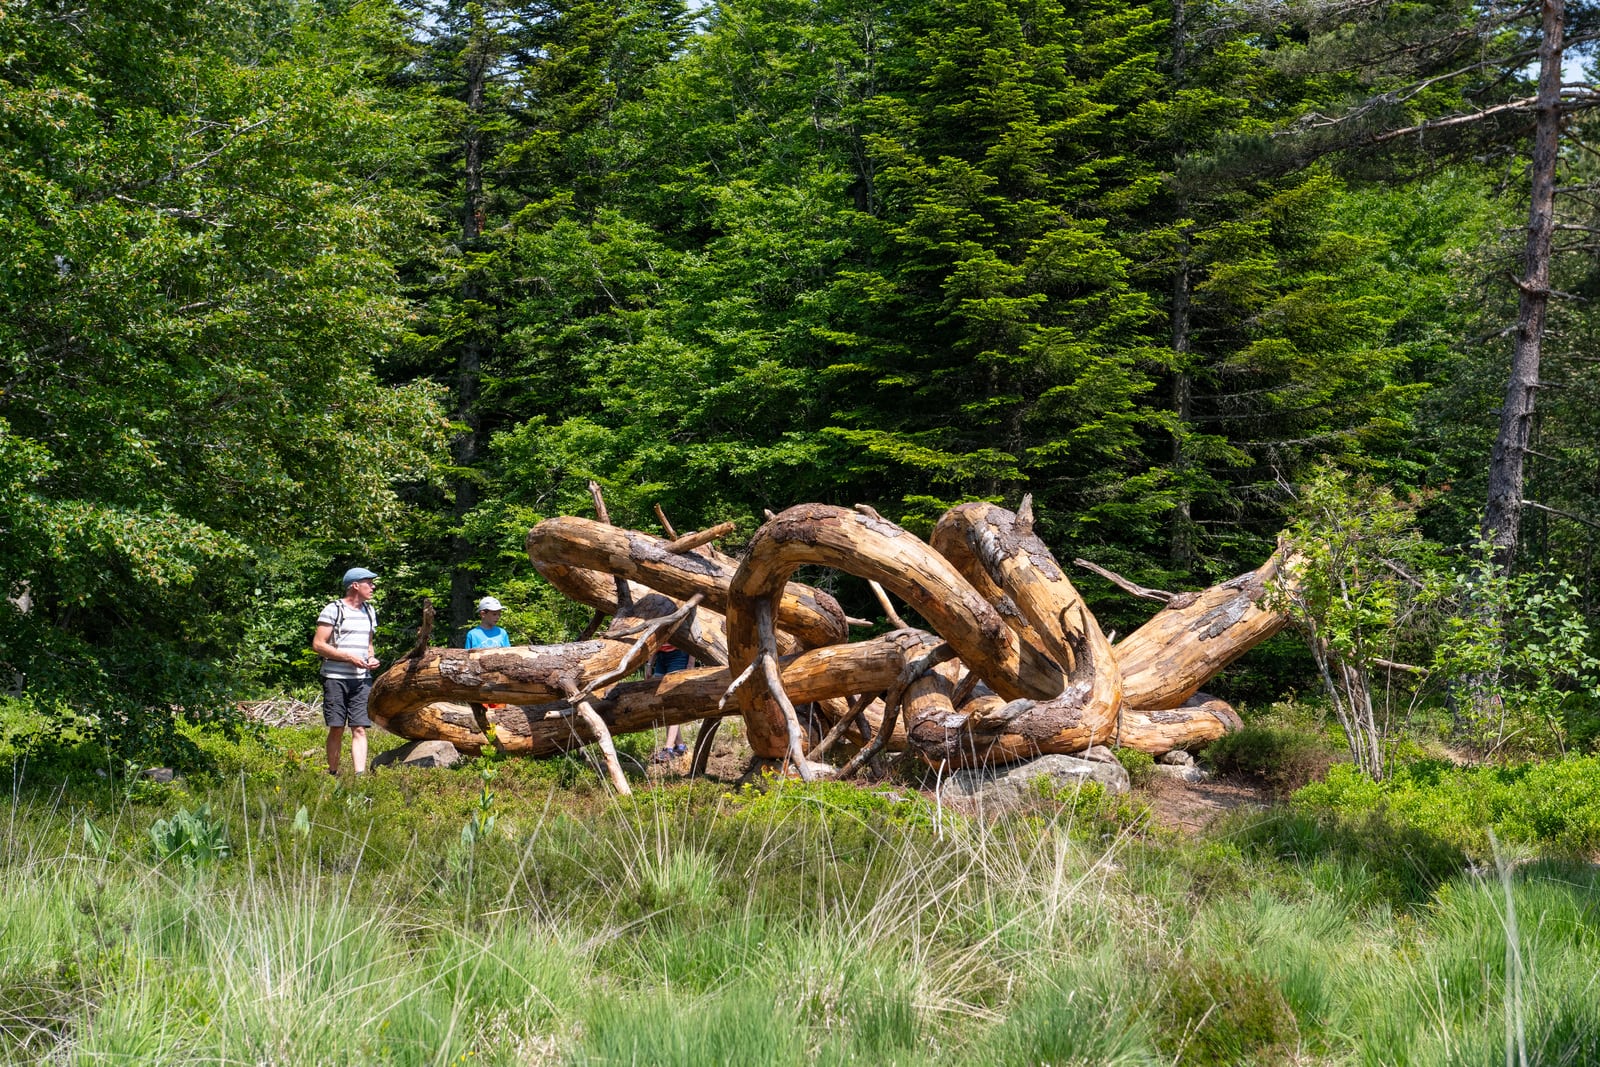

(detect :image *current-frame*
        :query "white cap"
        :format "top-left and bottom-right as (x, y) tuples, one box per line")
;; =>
(477, 596), (503, 612)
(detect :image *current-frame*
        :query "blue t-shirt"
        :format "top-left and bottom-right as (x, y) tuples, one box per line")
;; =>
(465, 625), (509, 649)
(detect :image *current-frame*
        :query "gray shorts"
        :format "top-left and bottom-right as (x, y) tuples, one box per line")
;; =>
(321, 676), (373, 728)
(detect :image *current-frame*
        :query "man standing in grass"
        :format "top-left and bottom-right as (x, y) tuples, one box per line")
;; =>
(312, 567), (380, 776)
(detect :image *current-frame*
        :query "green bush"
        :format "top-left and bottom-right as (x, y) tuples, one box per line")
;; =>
(1114, 748), (1156, 788)
(1293, 756), (1600, 857)
(1205, 725), (1336, 795)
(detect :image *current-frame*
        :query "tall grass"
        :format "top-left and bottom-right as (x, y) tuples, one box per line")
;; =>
(2, 734), (1597, 1064)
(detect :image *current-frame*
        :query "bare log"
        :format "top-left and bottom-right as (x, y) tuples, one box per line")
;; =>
(531, 561), (733, 664)
(665, 522), (737, 555)
(374, 630), (944, 756)
(727, 504), (1065, 758)
(653, 502), (679, 541)
(1114, 550), (1295, 710)
(931, 499), (1121, 743)
(1117, 693), (1241, 755)
(1072, 558), (1175, 603)
(370, 640), (630, 726)
(527, 516), (846, 649)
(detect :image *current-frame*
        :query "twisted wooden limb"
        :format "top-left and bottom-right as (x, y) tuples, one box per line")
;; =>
(1112, 549), (1296, 710)
(930, 498), (1122, 756)
(593, 593), (706, 685)
(402, 599), (436, 662)
(836, 699), (899, 779)
(527, 516), (846, 649)
(689, 717), (721, 777)
(727, 504), (1064, 759)
(565, 689), (631, 795)
(835, 642), (954, 778)
(370, 639), (632, 725)
(1118, 693), (1241, 755)
(869, 580), (908, 630)
(654, 503), (679, 541)
(533, 561), (733, 665)
(665, 522), (736, 555)
(588, 480), (633, 616)
(377, 630), (942, 757)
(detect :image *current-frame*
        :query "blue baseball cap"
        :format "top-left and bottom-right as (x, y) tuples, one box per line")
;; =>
(341, 567), (378, 588)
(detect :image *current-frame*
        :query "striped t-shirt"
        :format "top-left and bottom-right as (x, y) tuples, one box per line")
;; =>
(317, 599), (377, 679)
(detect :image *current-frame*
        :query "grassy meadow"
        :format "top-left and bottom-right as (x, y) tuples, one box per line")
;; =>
(2, 722), (1598, 1066)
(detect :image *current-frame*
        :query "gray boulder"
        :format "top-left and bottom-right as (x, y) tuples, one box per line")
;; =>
(371, 739), (463, 770)
(1153, 762), (1207, 783)
(938, 753), (1129, 811)
(1159, 749), (1195, 766)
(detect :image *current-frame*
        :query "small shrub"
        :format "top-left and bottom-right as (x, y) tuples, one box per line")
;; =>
(1114, 747), (1156, 787)
(1294, 756), (1600, 857)
(148, 804), (231, 868)
(724, 777), (935, 830)
(1205, 725), (1335, 795)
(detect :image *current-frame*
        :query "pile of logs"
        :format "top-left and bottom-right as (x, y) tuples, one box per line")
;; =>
(369, 496), (1295, 794)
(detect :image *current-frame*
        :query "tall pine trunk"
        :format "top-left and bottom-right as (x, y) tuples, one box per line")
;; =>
(1482, 0), (1563, 568)
(449, 12), (492, 633)
(1167, 0), (1195, 568)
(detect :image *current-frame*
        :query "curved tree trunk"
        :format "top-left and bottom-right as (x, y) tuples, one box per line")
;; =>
(1113, 549), (1294, 710)
(372, 500), (1295, 778)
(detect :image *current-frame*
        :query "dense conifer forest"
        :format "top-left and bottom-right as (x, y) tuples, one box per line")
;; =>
(5, 0), (1600, 758)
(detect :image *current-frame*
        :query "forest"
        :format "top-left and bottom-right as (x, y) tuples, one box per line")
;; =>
(4, 0), (1600, 1061)
(5, 0), (1600, 757)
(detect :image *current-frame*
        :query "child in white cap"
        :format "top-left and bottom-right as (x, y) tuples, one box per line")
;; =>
(465, 596), (510, 649)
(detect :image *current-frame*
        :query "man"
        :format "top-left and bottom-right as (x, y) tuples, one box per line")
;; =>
(312, 566), (380, 776)
(649, 642), (694, 763)
(464, 596), (510, 649)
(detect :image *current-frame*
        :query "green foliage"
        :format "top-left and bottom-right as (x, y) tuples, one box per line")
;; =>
(1279, 464), (1443, 777)
(1294, 757), (1600, 859)
(1114, 747), (1156, 788)
(0, 0), (447, 752)
(721, 776), (936, 831)
(147, 804), (231, 869)
(1432, 547), (1600, 757)
(1204, 725), (1337, 796)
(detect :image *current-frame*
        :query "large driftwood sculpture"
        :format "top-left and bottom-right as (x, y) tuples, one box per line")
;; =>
(368, 498), (1294, 790)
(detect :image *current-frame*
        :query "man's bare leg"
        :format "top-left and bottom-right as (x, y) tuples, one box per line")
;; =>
(351, 727), (367, 774)
(327, 726), (345, 775)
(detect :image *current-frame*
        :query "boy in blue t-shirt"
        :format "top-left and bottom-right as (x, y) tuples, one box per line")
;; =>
(465, 596), (510, 649)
